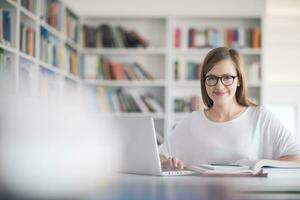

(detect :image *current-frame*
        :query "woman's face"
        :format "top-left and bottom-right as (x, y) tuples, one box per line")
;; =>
(205, 58), (239, 107)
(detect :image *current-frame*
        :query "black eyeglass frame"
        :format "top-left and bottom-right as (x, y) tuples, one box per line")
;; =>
(204, 75), (238, 86)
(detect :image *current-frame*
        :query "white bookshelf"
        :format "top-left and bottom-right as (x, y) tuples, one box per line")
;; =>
(80, 15), (264, 138)
(0, 0), (81, 100)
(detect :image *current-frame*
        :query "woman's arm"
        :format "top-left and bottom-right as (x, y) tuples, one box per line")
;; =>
(277, 155), (300, 164)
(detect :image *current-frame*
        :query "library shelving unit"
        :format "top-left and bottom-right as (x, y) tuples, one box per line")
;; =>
(169, 16), (263, 130)
(0, 0), (81, 101)
(1, 0), (264, 138)
(80, 15), (264, 138)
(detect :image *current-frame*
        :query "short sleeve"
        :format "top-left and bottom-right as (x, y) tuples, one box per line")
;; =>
(158, 115), (191, 158)
(261, 108), (300, 158)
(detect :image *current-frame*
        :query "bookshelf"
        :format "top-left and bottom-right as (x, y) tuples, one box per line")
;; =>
(0, 0), (81, 100)
(1, 0), (264, 138)
(170, 17), (263, 129)
(80, 15), (264, 138)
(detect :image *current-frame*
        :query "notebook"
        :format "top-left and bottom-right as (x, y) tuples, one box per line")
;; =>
(111, 116), (195, 176)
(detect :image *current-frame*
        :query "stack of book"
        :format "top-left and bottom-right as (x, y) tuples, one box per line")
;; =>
(84, 55), (155, 81)
(0, 9), (12, 46)
(20, 22), (35, 57)
(174, 95), (199, 112)
(174, 27), (260, 49)
(83, 24), (149, 48)
(93, 87), (163, 113)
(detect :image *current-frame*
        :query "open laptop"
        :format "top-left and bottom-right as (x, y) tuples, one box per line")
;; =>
(111, 116), (195, 176)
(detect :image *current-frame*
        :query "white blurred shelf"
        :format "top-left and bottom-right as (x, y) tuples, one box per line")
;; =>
(82, 48), (167, 55)
(174, 48), (261, 55)
(0, 43), (18, 54)
(96, 112), (165, 119)
(83, 80), (166, 87)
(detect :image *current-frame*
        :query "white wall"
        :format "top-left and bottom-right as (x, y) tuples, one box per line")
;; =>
(264, 0), (300, 140)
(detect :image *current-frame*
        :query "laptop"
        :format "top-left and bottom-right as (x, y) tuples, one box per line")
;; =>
(111, 116), (195, 176)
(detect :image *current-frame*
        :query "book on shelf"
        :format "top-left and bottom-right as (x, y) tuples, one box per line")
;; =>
(65, 45), (78, 76)
(65, 8), (78, 42)
(179, 26), (261, 49)
(173, 60), (201, 81)
(40, 26), (63, 68)
(20, 22), (35, 57)
(40, 0), (62, 30)
(186, 62), (201, 80)
(21, 0), (36, 13)
(91, 87), (163, 113)
(174, 95), (199, 112)
(83, 56), (155, 81)
(83, 24), (149, 48)
(186, 160), (300, 177)
(174, 27), (181, 48)
(0, 9), (12, 46)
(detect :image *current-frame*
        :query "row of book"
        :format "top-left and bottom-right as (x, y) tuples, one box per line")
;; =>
(40, 27), (79, 76)
(94, 87), (164, 113)
(83, 24), (149, 48)
(21, 0), (36, 13)
(174, 60), (261, 82)
(40, 0), (62, 31)
(84, 55), (155, 80)
(20, 22), (35, 57)
(40, 26), (60, 67)
(65, 8), (78, 42)
(174, 61), (202, 80)
(174, 95), (199, 112)
(0, 9), (12, 46)
(174, 27), (261, 49)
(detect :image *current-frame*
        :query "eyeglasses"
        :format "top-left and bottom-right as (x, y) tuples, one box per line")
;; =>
(205, 74), (237, 86)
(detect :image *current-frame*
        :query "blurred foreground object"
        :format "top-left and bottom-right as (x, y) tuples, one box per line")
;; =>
(0, 94), (120, 199)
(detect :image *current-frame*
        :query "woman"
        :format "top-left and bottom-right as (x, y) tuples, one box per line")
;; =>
(159, 47), (300, 170)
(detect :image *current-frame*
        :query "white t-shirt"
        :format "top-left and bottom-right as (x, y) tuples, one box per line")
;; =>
(159, 106), (300, 166)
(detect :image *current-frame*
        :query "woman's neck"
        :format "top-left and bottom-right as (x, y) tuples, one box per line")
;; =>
(205, 101), (246, 122)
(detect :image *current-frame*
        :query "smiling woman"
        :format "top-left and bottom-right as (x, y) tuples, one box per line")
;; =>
(159, 47), (300, 170)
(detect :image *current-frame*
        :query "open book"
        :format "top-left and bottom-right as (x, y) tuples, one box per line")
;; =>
(186, 160), (300, 177)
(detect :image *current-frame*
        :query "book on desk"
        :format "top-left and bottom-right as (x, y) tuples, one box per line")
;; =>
(185, 160), (300, 177)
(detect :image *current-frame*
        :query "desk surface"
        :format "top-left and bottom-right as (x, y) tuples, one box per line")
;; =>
(91, 174), (300, 200)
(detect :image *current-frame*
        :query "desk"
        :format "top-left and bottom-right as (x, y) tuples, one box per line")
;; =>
(91, 174), (300, 200)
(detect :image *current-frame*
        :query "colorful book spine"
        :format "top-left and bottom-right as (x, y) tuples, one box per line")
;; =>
(174, 27), (181, 48)
(2, 10), (11, 46)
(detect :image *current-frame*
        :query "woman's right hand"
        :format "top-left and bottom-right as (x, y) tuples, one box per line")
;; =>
(161, 156), (185, 170)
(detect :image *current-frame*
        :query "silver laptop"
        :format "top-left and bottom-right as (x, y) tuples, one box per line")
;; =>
(111, 116), (195, 176)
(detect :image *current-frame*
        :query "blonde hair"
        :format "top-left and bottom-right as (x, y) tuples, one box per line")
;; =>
(200, 47), (255, 108)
